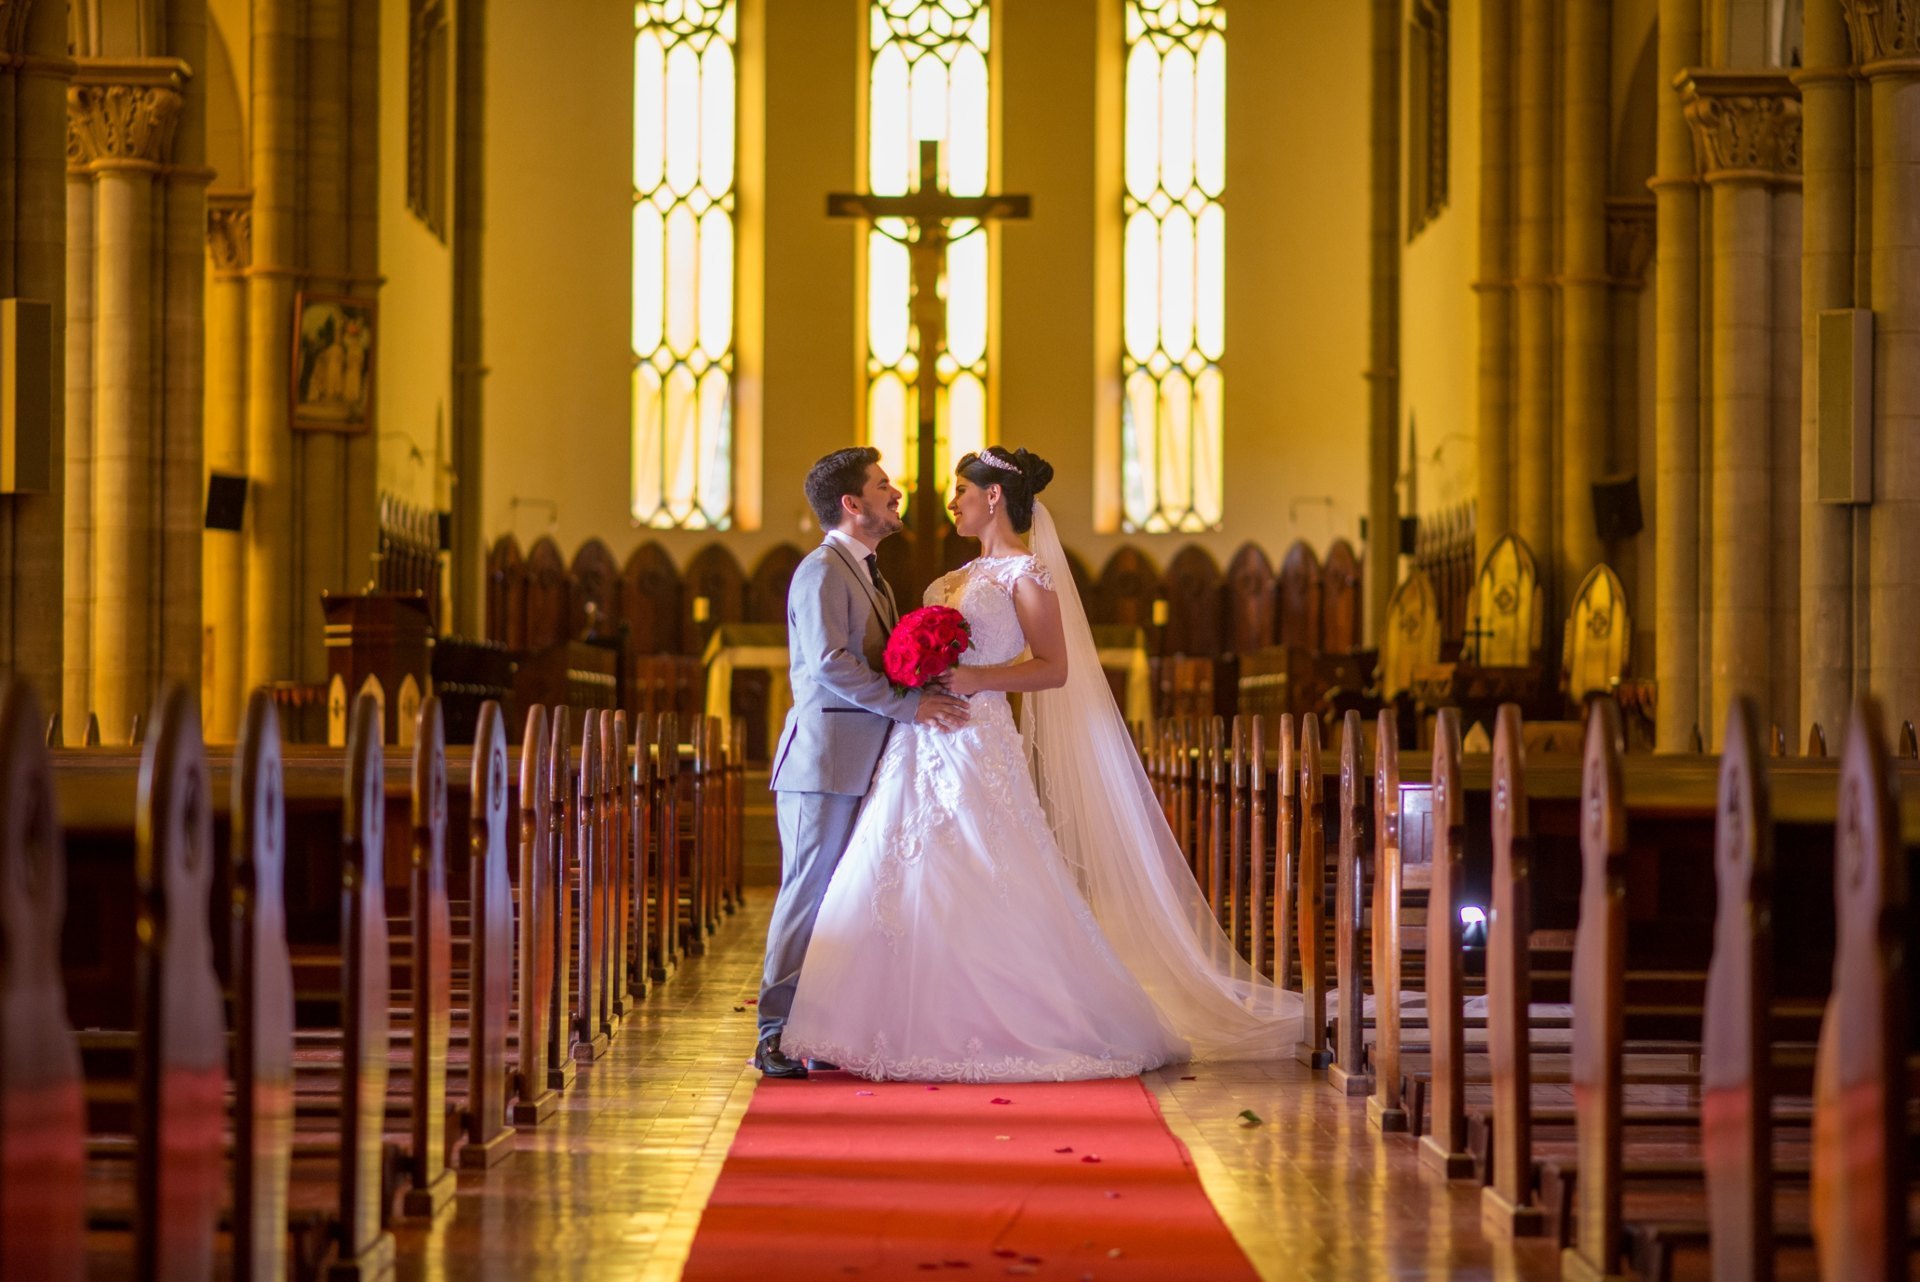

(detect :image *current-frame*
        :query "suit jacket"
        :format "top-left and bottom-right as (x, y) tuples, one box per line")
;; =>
(769, 537), (918, 795)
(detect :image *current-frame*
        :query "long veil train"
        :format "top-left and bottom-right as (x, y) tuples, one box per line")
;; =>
(1022, 501), (1303, 1059)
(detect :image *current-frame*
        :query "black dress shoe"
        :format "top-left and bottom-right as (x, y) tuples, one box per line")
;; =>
(754, 1034), (808, 1079)
(809, 1059), (840, 1072)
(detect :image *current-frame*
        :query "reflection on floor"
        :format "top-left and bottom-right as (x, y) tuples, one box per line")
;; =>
(396, 890), (1561, 1281)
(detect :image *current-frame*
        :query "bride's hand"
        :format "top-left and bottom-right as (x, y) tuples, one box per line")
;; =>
(944, 666), (985, 697)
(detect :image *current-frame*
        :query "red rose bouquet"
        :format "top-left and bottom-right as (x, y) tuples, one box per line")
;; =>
(884, 605), (973, 695)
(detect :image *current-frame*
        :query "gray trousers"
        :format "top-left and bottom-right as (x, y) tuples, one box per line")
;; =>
(757, 789), (862, 1040)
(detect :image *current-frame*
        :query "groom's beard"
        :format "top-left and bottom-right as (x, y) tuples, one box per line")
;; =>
(859, 507), (904, 541)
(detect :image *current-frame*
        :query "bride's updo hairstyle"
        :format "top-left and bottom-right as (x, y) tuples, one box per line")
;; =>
(956, 445), (1054, 534)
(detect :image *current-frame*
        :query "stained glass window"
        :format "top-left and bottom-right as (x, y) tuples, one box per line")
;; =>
(1123, 0), (1225, 533)
(867, 0), (991, 510)
(632, 0), (736, 530)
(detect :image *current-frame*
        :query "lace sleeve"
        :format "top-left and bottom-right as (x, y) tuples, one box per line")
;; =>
(1013, 555), (1054, 592)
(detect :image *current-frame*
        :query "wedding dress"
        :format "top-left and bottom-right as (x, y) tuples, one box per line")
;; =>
(783, 504), (1301, 1082)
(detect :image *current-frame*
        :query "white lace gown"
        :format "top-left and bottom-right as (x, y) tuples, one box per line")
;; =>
(782, 555), (1190, 1082)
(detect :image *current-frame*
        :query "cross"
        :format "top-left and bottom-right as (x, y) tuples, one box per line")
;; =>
(1461, 617), (1497, 664)
(828, 139), (1031, 598)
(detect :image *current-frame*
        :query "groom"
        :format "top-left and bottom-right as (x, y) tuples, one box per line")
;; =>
(754, 447), (970, 1078)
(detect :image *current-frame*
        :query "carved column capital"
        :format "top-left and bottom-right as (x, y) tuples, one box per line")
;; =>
(1676, 69), (1803, 184)
(1605, 195), (1656, 288)
(65, 59), (189, 171)
(1841, 0), (1920, 67)
(206, 190), (252, 273)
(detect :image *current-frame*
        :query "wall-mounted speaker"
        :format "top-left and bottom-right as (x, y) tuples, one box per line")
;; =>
(205, 472), (249, 531)
(1398, 515), (1419, 556)
(1591, 474), (1643, 542)
(1817, 308), (1873, 504)
(1, 298), (51, 493)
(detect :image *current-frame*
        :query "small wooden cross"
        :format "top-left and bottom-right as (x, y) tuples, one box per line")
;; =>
(828, 140), (1031, 597)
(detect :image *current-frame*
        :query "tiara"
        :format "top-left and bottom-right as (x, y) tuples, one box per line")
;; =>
(975, 450), (1020, 474)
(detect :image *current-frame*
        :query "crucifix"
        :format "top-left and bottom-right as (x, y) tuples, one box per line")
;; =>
(828, 139), (1031, 601)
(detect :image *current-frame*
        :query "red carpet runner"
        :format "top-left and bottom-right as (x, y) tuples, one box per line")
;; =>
(682, 1074), (1258, 1280)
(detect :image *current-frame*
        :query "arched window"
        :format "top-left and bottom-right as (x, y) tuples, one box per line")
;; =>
(865, 0), (991, 510)
(1122, 0), (1225, 533)
(632, 0), (736, 530)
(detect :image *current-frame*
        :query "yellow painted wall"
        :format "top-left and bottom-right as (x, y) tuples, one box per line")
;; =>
(376, 0), (454, 513)
(478, 0), (639, 561)
(1398, 0), (1482, 516)
(477, 0), (1371, 581)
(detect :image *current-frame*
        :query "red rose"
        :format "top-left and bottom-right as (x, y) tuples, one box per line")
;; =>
(884, 605), (973, 694)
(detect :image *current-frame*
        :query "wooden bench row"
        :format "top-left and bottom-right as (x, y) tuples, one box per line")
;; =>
(0, 677), (743, 1281)
(1144, 699), (1920, 1280)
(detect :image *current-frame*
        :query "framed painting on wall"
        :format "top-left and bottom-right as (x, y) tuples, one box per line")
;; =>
(292, 292), (375, 432)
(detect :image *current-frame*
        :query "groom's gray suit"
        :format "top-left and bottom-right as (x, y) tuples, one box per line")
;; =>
(758, 531), (918, 1040)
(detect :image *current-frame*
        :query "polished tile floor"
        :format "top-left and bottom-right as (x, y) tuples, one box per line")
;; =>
(395, 891), (1562, 1281)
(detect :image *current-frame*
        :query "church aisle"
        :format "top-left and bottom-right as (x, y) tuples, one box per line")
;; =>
(1147, 1063), (1559, 1280)
(394, 890), (1558, 1281)
(392, 896), (768, 1281)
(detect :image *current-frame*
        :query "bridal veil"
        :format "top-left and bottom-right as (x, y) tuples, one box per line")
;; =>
(1021, 502), (1303, 1059)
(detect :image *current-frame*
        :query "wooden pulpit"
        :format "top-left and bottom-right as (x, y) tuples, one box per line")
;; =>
(321, 591), (434, 746)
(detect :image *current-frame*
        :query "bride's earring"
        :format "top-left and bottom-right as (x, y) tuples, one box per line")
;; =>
(989, 491), (999, 519)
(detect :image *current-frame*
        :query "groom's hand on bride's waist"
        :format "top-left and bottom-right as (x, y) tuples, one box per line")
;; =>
(914, 688), (970, 732)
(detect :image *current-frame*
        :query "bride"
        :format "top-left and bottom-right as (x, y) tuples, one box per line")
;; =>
(782, 446), (1302, 1082)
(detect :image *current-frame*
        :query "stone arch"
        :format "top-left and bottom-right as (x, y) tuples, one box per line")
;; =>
(204, 9), (248, 190)
(746, 545), (805, 624)
(620, 543), (681, 656)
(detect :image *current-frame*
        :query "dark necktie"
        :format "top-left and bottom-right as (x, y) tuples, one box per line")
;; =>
(864, 553), (887, 597)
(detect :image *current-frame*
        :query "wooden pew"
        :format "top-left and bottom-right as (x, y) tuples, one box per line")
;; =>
(513, 707), (559, 1125)
(1809, 699), (1915, 1282)
(1421, 708), (1475, 1177)
(53, 692), (553, 1277)
(547, 706), (581, 1087)
(650, 713), (681, 985)
(1, 680), (88, 1280)
(232, 691), (302, 1280)
(64, 686), (374, 1278)
(1481, 702), (1546, 1236)
(1554, 697), (1833, 1282)
(334, 694), (403, 1276)
(1295, 714), (1331, 1069)
(571, 711), (609, 1062)
(1327, 710), (1370, 1095)
(1367, 709), (1412, 1132)
(400, 699), (455, 1214)
(460, 703), (517, 1167)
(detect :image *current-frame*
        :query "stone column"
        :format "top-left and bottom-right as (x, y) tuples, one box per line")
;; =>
(342, 0), (380, 595)
(1474, 0), (1514, 568)
(2, 1), (73, 723)
(1770, 170), (1803, 743)
(67, 63), (186, 742)
(1652, 0), (1704, 751)
(1797, 0), (1857, 741)
(61, 77), (94, 740)
(298, 0), (348, 681)
(161, 0), (209, 705)
(1365, 0), (1401, 642)
(1513, 0), (1556, 589)
(245, 0), (298, 698)
(203, 192), (249, 739)
(1681, 72), (1802, 748)
(450, 0), (488, 635)
(1559, 0), (1609, 593)
(1847, 3), (1920, 726)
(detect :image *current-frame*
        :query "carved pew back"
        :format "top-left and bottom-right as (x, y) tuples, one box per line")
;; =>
(0, 681), (86, 1280)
